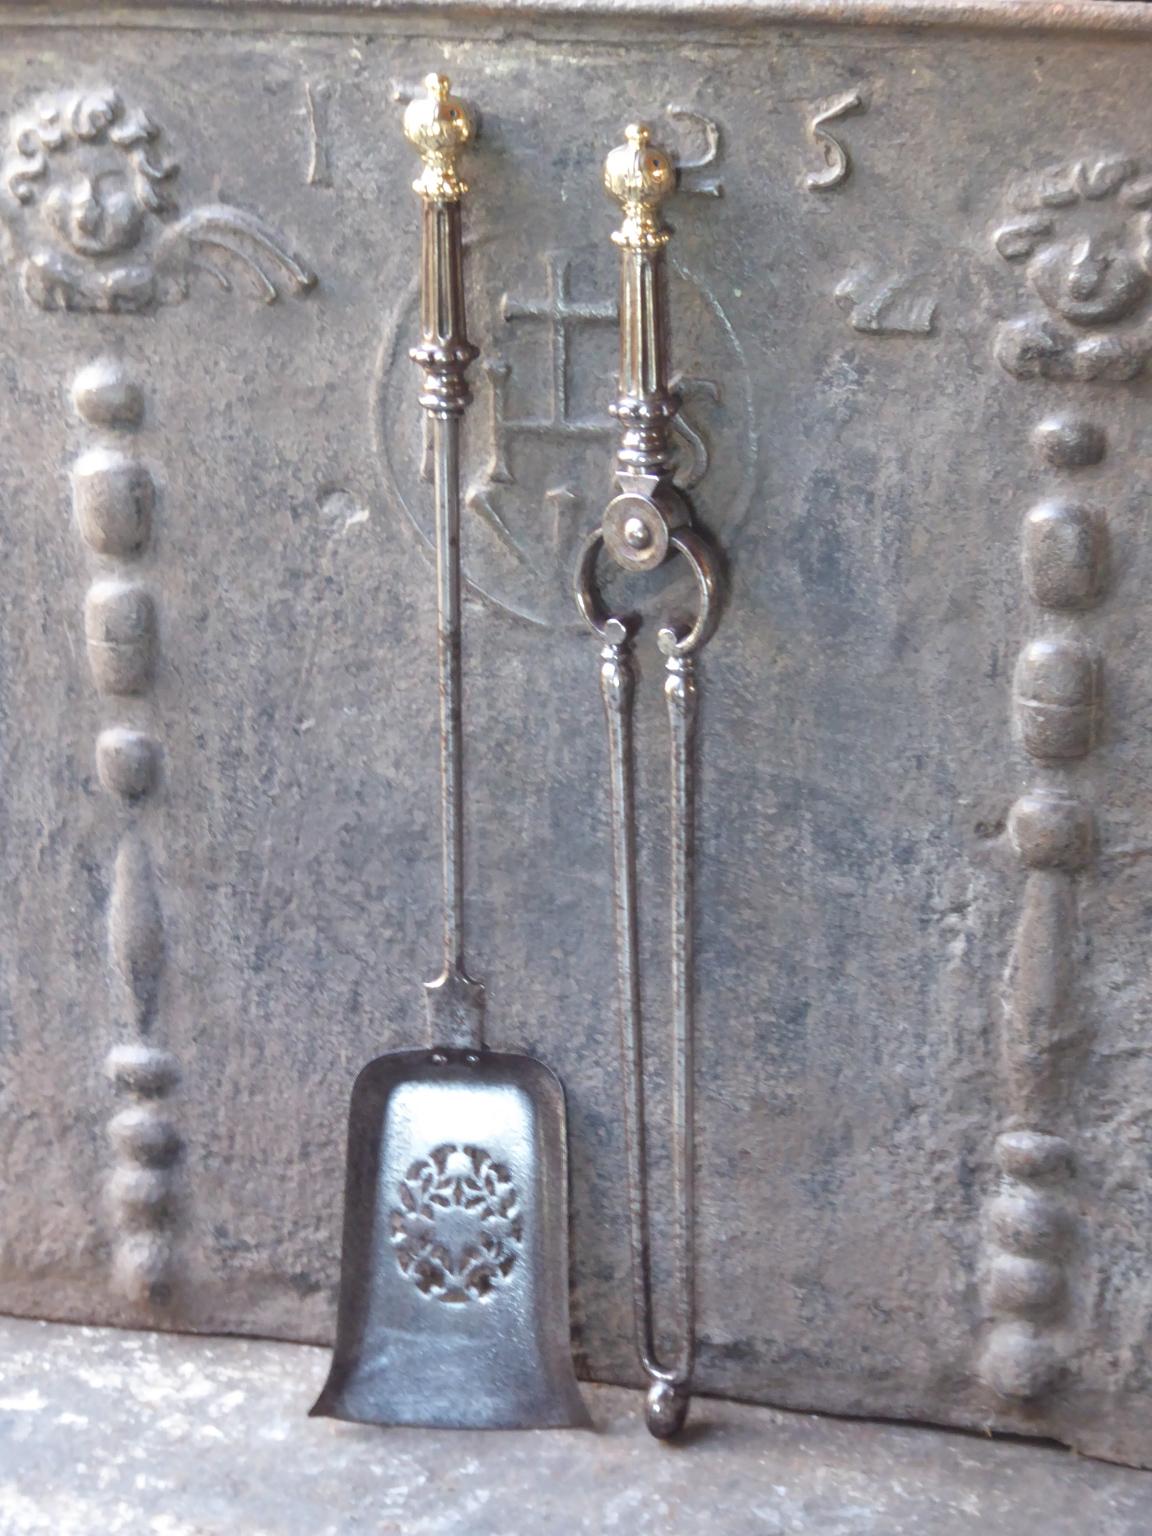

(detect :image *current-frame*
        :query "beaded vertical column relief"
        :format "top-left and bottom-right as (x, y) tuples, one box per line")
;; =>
(73, 359), (180, 1305)
(980, 156), (1149, 1401)
(1, 87), (316, 1307)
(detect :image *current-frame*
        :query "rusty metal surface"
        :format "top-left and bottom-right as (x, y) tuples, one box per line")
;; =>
(2, 0), (1152, 1471)
(52, 0), (1152, 39)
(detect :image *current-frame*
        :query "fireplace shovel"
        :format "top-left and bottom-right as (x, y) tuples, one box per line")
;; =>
(310, 75), (589, 1432)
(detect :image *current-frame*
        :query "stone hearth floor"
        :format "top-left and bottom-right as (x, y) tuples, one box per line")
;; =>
(0, 1315), (1147, 1534)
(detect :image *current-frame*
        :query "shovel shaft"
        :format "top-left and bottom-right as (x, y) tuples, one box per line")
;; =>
(424, 414), (483, 1049)
(405, 74), (483, 1050)
(433, 412), (465, 978)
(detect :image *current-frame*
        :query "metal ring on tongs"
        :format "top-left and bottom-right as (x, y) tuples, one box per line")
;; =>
(574, 529), (628, 644)
(576, 526), (720, 658)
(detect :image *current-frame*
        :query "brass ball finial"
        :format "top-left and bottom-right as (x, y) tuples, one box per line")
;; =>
(604, 122), (676, 249)
(403, 72), (474, 201)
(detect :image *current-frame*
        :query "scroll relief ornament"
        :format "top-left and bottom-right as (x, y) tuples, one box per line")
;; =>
(1, 88), (316, 313)
(994, 157), (1152, 381)
(390, 1143), (522, 1304)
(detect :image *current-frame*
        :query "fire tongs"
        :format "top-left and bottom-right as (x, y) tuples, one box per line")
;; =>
(576, 124), (723, 1440)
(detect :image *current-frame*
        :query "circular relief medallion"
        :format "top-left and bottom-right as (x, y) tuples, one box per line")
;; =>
(376, 238), (757, 629)
(390, 1142), (522, 1303)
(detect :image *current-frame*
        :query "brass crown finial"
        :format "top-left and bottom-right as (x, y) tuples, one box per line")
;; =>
(604, 122), (676, 249)
(403, 72), (474, 201)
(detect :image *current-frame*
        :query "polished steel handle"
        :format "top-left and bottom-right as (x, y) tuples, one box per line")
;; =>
(404, 73), (483, 1051)
(606, 123), (679, 483)
(600, 124), (690, 576)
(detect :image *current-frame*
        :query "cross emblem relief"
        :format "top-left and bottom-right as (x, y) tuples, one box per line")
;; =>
(383, 117), (745, 630)
(419, 251), (722, 573)
(498, 251), (618, 449)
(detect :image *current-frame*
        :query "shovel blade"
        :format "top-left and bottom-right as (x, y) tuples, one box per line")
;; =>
(312, 1048), (590, 1430)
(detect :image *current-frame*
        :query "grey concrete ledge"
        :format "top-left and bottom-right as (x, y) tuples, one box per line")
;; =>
(0, 1315), (1148, 1535)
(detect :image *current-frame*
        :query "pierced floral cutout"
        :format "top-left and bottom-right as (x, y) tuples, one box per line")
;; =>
(390, 1143), (522, 1303)
(993, 157), (1152, 382)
